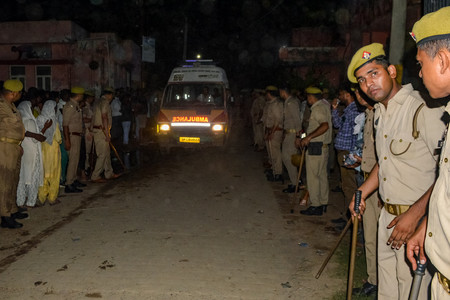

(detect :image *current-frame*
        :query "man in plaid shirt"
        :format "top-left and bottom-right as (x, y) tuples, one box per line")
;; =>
(331, 85), (360, 211)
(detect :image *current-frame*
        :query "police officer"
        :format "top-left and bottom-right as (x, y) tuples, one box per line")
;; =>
(250, 89), (266, 151)
(91, 87), (120, 183)
(407, 7), (450, 298)
(280, 86), (302, 193)
(347, 43), (445, 299)
(262, 85), (283, 182)
(297, 87), (332, 216)
(63, 86), (86, 193)
(0, 80), (26, 228)
(82, 90), (95, 176)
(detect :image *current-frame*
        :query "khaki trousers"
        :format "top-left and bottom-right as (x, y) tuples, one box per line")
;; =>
(66, 135), (81, 185)
(267, 131), (283, 175)
(91, 131), (113, 180)
(306, 146), (329, 206)
(252, 121), (264, 149)
(0, 143), (21, 216)
(378, 208), (431, 299)
(337, 150), (357, 205)
(431, 273), (450, 299)
(363, 189), (381, 285)
(282, 133), (299, 184)
(85, 133), (93, 170)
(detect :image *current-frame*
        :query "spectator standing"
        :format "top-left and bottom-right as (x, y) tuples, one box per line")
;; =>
(0, 80), (27, 228)
(57, 89), (70, 185)
(250, 89), (266, 151)
(16, 101), (46, 207)
(110, 90), (122, 143)
(37, 100), (62, 206)
(82, 90), (95, 176)
(331, 85), (360, 210)
(121, 93), (133, 146)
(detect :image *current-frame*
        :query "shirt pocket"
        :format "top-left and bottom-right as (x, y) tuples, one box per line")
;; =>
(389, 133), (414, 157)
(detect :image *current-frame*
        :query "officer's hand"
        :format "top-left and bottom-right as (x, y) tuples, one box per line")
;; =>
(386, 208), (420, 250)
(299, 136), (310, 148)
(105, 135), (111, 142)
(406, 220), (427, 271)
(65, 140), (71, 151)
(348, 193), (366, 220)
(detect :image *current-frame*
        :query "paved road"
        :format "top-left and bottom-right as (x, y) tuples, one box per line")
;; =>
(0, 122), (345, 299)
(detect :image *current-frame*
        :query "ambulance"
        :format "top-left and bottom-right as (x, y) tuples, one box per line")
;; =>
(156, 60), (230, 151)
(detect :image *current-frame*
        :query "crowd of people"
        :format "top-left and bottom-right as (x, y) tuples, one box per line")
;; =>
(0, 84), (160, 229)
(246, 7), (450, 299)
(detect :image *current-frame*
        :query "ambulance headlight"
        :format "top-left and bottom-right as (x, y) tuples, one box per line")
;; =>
(212, 124), (223, 131)
(160, 124), (170, 131)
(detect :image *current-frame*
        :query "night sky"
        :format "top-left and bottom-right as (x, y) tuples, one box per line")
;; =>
(0, 0), (349, 89)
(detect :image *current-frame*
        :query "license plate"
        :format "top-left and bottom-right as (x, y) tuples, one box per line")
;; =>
(179, 137), (200, 143)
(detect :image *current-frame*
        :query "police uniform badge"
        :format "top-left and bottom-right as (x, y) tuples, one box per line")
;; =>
(362, 51), (371, 60)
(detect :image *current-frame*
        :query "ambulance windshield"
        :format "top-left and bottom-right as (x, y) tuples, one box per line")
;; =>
(162, 84), (225, 108)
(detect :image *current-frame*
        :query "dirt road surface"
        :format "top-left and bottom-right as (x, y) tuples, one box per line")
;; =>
(0, 121), (347, 299)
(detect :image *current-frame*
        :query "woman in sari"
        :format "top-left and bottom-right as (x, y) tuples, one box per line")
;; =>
(37, 100), (62, 205)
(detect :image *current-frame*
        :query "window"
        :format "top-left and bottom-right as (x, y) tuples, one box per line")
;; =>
(10, 66), (26, 86)
(36, 66), (51, 90)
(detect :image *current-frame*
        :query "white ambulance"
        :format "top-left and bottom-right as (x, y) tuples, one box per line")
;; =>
(156, 60), (230, 151)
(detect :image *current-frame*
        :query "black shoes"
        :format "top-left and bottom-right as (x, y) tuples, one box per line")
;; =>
(283, 184), (296, 193)
(1, 216), (23, 229)
(267, 174), (284, 184)
(352, 282), (377, 296)
(300, 206), (324, 216)
(300, 205), (328, 216)
(73, 180), (87, 187)
(65, 184), (83, 193)
(11, 211), (28, 219)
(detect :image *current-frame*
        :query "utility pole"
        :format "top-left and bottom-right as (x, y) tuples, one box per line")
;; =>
(389, 0), (407, 83)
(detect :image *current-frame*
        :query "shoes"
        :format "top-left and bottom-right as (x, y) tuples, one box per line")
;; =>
(331, 217), (347, 224)
(108, 173), (122, 179)
(73, 180), (87, 187)
(283, 184), (296, 193)
(268, 174), (284, 184)
(91, 178), (107, 183)
(331, 186), (343, 193)
(65, 184), (83, 193)
(352, 282), (377, 296)
(321, 205), (328, 213)
(49, 199), (61, 206)
(11, 211), (29, 219)
(1, 216), (23, 229)
(300, 206), (323, 216)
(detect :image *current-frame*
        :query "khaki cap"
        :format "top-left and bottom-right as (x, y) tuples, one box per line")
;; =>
(71, 86), (85, 94)
(3, 79), (23, 92)
(305, 86), (322, 94)
(410, 6), (450, 45)
(265, 85), (278, 91)
(347, 43), (385, 83)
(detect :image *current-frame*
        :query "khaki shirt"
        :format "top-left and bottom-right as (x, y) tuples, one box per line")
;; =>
(92, 97), (112, 130)
(62, 99), (83, 133)
(374, 84), (445, 205)
(262, 98), (283, 128)
(283, 96), (302, 131)
(425, 102), (450, 279)
(0, 97), (25, 141)
(361, 108), (377, 173)
(307, 99), (331, 144)
(250, 96), (266, 122)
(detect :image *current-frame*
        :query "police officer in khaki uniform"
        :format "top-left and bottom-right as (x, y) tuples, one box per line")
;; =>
(250, 89), (266, 151)
(352, 89), (381, 296)
(0, 80), (26, 228)
(407, 7), (450, 298)
(280, 86), (302, 193)
(82, 90), (95, 175)
(63, 86), (86, 193)
(91, 87), (119, 183)
(297, 87), (332, 216)
(262, 86), (284, 182)
(347, 43), (446, 299)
